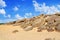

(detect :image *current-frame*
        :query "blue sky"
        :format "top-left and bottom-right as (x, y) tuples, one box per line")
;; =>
(0, 0), (60, 23)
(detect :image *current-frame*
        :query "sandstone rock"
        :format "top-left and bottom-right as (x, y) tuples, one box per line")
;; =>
(5, 13), (60, 32)
(23, 26), (33, 31)
(55, 23), (60, 32)
(37, 25), (46, 30)
(12, 30), (19, 33)
(55, 13), (60, 16)
(45, 38), (53, 40)
(47, 27), (54, 32)
(37, 29), (42, 32)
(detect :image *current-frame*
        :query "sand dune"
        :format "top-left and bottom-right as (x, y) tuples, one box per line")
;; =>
(0, 25), (60, 40)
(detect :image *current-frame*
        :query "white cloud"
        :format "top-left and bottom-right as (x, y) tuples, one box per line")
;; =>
(15, 14), (24, 20)
(0, 0), (7, 8)
(24, 13), (33, 18)
(0, 9), (6, 14)
(57, 5), (60, 8)
(7, 14), (11, 18)
(13, 6), (19, 11)
(33, 0), (60, 14)
(0, 0), (6, 15)
(4, 14), (11, 18)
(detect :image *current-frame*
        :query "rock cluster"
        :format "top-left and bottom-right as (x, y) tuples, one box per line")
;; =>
(7, 13), (60, 32)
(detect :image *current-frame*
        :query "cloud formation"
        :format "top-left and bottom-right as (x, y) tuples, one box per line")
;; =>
(4, 14), (11, 18)
(0, 0), (7, 8)
(0, 9), (6, 14)
(0, 0), (6, 15)
(15, 14), (24, 20)
(24, 13), (33, 18)
(7, 14), (11, 18)
(33, 0), (60, 14)
(13, 6), (19, 11)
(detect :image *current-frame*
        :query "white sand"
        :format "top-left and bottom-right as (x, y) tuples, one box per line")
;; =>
(0, 25), (60, 40)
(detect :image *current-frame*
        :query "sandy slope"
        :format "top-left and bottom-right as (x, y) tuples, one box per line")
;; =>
(0, 25), (60, 40)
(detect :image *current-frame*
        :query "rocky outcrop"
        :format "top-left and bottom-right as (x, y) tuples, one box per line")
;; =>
(6, 13), (60, 32)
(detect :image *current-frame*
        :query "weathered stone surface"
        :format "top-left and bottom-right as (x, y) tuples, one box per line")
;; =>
(45, 38), (55, 40)
(23, 26), (33, 31)
(6, 13), (60, 32)
(55, 23), (60, 32)
(45, 38), (53, 40)
(47, 27), (54, 32)
(12, 30), (19, 33)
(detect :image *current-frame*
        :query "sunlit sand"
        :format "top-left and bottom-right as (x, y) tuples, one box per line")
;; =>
(0, 25), (60, 40)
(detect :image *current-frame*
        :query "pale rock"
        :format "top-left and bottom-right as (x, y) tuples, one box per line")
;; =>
(23, 26), (33, 31)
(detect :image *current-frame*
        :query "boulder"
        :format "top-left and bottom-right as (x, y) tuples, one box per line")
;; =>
(47, 27), (54, 32)
(12, 30), (19, 33)
(23, 26), (33, 31)
(55, 23), (60, 32)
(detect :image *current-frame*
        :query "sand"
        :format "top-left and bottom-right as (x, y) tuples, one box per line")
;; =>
(0, 25), (60, 40)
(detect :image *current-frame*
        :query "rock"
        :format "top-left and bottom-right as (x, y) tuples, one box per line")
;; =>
(54, 17), (60, 23)
(21, 20), (32, 29)
(23, 26), (33, 31)
(37, 25), (46, 30)
(5, 13), (60, 32)
(45, 38), (52, 40)
(55, 23), (60, 32)
(12, 30), (19, 33)
(37, 29), (42, 32)
(55, 13), (60, 16)
(47, 27), (54, 32)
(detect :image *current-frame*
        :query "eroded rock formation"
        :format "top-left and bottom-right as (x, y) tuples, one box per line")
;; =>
(6, 13), (60, 32)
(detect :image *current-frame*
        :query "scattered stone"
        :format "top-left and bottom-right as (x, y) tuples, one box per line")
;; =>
(12, 30), (19, 33)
